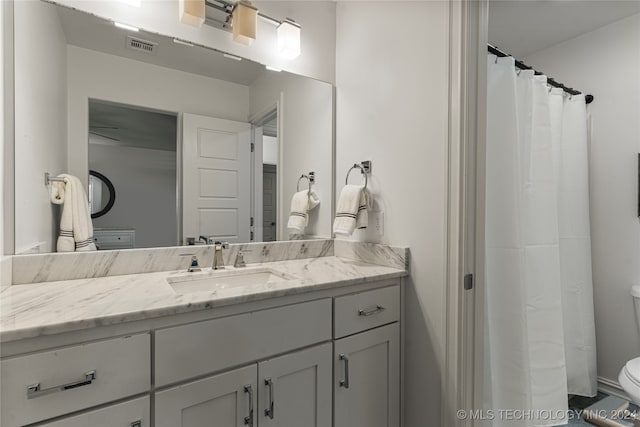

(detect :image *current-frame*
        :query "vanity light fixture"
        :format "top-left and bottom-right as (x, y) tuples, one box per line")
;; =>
(265, 65), (282, 72)
(223, 53), (243, 61)
(114, 22), (139, 32)
(276, 19), (301, 60)
(231, 2), (257, 46)
(179, 0), (206, 28)
(201, 0), (302, 58)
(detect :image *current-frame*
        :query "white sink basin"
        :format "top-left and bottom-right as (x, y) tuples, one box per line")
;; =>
(167, 267), (295, 294)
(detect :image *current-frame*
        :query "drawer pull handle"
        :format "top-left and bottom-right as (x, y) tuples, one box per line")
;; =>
(27, 370), (96, 399)
(244, 385), (254, 426)
(264, 378), (275, 419)
(358, 305), (385, 317)
(131, 421), (142, 427)
(339, 354), (350, 388)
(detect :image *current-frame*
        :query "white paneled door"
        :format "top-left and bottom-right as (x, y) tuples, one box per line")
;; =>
(182, 113), (252, 244)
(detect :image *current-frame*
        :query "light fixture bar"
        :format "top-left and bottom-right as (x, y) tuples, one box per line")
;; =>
(257, 13), (280, 26)
(114, 22), (139, 32)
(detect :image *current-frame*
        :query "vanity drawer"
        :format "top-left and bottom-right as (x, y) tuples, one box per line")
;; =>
(155, 299), (332, 386)
(39, 396), (150, 427)
(334, 285), (400, 338)
(0, 334), (150, 427)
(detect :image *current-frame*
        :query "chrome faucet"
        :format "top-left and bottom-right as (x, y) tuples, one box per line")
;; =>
(213, 241), (229, 270)
(234, 250), (250, 268)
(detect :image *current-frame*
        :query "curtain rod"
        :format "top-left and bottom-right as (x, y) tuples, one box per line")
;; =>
(488, 45), (594, 105)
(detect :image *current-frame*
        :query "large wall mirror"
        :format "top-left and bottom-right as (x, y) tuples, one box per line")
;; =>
(13, 0), (333, 254)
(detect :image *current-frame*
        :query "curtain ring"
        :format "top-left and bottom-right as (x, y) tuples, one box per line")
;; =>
(516, 69), (522, 76)
(494, 55), (499, 64)
(548, 86), (552, 93)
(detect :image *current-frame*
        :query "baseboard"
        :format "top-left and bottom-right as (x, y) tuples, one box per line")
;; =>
(599, 376), (630, 400)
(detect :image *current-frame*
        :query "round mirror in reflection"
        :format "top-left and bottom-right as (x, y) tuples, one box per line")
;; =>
(88, 170), (116, 219)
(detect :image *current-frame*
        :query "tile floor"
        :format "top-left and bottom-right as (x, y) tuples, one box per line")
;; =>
(562, 392), (638, 426)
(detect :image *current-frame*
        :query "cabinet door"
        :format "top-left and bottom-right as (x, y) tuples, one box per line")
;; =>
(155, 365), (257, 427)
(258, 343), (332, 427)
(39, 396), (149, 427)
(334, 323), (400, 427)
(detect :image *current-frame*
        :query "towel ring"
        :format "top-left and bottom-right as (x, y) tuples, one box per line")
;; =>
(297, 172), (315, 192)
(345, 164), (368, 190)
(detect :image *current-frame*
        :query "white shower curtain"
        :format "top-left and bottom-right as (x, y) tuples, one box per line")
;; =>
(484, 55), (597, 427)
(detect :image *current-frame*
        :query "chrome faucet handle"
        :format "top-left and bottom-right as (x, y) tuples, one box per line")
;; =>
(214, 241), (229, 249)
(180, 254), (201, 272)
(234, 249), (252, 268)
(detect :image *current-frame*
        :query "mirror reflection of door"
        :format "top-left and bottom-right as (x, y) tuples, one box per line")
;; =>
(88, 100), (178, 249)
(261, 115), (278, 242)
(181, 113), (252, 244)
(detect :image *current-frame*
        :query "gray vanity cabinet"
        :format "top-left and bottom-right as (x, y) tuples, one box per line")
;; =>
(1, 280), (402, 427)
(155, 343), (332, 427)
(155, 365), (257, 427)
(334, 323), (400, 427)
(38, 397), (149, 427)
(333, 286), (401, 427)
(258, 343), (332, 427)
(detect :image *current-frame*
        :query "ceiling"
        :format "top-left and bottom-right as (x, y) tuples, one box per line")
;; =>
(56, 5), (265, 86)
(89, 101), (177, 152)
(489, 0), (640, 58)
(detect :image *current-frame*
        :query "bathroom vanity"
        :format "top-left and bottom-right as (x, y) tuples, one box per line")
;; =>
(0, 240), (408, 427)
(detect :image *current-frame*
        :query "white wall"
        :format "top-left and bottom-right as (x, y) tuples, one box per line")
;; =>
(67, 45), (250, 189)
(14, 0), (68, 254)
(524, 14), (640, 386)
(90, 138), (177, 248)
(51, 0), (336, 84)
(250, 71), (333, 239)
(335, 1), (450, 425)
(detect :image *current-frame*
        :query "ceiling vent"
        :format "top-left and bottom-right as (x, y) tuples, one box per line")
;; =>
(126, 36), (157, 55)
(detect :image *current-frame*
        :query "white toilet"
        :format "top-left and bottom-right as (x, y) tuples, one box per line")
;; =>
(619, 285), (640, 404)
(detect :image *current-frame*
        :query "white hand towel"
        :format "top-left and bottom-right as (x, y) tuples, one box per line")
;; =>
(50, 174), (97, 252)
(333, 185), (368, 236)
(287, 190), (320, 232)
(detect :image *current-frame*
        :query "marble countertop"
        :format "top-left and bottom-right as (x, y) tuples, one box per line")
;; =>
(0, 256), (407, 343)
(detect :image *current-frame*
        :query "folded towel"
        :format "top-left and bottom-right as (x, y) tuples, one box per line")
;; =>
(287, 190), (320, 232)
(333, 185), (368, 236)
(50, 174), (97, 252)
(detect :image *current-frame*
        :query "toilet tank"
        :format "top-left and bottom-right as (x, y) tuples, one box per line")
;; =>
(632, 285), (640, 330)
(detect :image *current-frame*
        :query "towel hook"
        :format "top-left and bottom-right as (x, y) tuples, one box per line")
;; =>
(345, 161), (371, 190)
(297, 172), (315, 192)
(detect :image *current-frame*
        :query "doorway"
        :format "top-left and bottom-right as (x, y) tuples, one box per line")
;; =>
(88, 100), (178, 249)
(251, 108), (280, 242)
